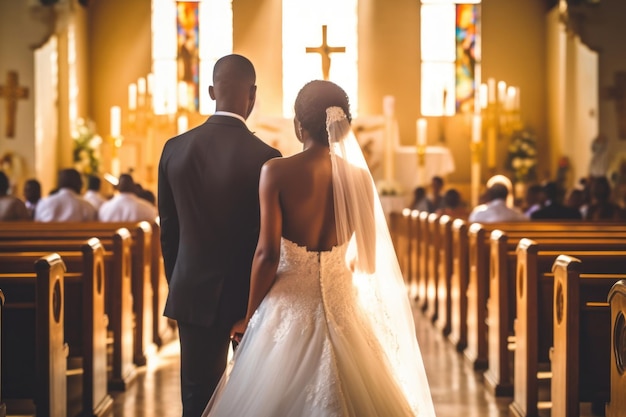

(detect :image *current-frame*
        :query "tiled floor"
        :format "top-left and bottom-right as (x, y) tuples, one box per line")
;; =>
(110, 302), (511, 417)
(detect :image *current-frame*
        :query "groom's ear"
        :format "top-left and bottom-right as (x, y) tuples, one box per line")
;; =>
(209, 85), (216, 101)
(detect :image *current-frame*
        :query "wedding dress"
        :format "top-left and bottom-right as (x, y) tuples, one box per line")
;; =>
(203, 107), (436, 417)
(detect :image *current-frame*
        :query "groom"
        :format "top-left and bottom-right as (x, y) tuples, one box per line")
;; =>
(158, 54), (281, 417)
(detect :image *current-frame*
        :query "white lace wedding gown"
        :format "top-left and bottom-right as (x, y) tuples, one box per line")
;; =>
(203, 237), (421, 417)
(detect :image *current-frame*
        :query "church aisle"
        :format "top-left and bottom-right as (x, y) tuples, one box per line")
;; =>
(110, 303), (510, 417)
(413, 305), (510, 417)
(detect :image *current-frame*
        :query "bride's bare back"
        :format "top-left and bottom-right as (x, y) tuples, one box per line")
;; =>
(266, 144), (337, 251)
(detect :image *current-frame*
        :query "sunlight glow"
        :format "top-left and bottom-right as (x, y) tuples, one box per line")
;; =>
(152, 0), (232, 115)
(283, 0), (358, 118)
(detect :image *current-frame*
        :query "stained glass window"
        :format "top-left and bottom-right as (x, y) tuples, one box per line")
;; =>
(152, 0), (232, 115)
(421, 0), (481, 116)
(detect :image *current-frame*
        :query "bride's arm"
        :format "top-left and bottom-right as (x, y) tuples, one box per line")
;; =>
(242, 160), (283, 328)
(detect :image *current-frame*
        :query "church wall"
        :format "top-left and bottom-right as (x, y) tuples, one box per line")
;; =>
(0, 1), (53, 193)
(88, 0), (152, 183)
(234, 0), (283, 118)
(572, 0), (626, 185)
(481, 0), (548, 185)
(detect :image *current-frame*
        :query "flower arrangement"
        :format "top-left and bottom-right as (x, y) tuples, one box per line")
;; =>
(505, 129), (538, 182)
(72, 118), (102, 176)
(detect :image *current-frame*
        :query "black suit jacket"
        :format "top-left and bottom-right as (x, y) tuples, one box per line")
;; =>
(158, 115), (281, 328)
(530, 202), (582, 220)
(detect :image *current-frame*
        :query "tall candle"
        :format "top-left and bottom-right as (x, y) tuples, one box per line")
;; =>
(128, 83), (137, 111)
(147, 73), (154, 95)
(417, 118), (427, 146)
(177, 114), (188, 134)
(506, 85), (517, 111)
(110, 106), (121, 137)
(137, 77), (146, 95)
(178, 81), (188, 109)
(488, 78), (496, 104)
(472, 115), (482, 143)
(497, 81), (507, 104)
(479, 83), (488, 109)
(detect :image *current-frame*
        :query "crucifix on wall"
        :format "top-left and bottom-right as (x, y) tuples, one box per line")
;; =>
(605, 71), (626, 140)
(305, 25), (346, 81)
(0, 71), (29, 138)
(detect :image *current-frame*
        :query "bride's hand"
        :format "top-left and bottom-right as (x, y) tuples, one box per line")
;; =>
(230, 318), (248, 344)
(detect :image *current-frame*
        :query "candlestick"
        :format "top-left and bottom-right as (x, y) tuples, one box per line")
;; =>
(137, 77), (146, 95)
(110, 106), (121, 138)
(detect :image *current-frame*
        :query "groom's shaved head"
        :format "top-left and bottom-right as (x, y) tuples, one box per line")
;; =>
(213, 54), (255, 93)
(210, 54), (257, 117)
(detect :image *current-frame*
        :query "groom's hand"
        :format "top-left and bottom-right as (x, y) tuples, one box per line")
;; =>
(230, 318), (247, 345)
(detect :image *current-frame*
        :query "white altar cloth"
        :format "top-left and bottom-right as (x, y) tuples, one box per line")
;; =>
(394, 145), (455, 192)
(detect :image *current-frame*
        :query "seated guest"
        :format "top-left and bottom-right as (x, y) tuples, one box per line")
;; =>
(436, 188), (470, 219)
(531, 181), (582, 220)
(35, 168), (97, 222)
(22, 178), (42, 219)
(427, 176), (445, 212)
(83, 175), (107, 210)
(565, 188), (586, 218)
(523, 183), (544, 218)
(585, 176), (625, 221)
(468, 182), (527, 223)
(0, 171), (30, 221)
(410, 186), (431, 212)
(99, 174), (158, 222)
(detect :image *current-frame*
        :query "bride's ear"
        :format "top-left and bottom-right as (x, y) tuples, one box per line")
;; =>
(294, 118), (304, 142)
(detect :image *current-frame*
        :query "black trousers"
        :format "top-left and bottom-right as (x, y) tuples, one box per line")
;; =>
(177, 321), (230, 417)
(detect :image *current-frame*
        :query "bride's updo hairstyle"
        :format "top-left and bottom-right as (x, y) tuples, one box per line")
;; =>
(294, 80), (352, 145)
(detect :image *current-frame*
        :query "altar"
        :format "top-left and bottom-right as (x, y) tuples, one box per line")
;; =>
(394, 145), (455, 192)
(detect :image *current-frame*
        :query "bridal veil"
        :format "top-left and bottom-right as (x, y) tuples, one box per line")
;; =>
(327, 106), (436, 417)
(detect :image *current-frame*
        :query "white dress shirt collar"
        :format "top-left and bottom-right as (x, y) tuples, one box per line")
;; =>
(213, 111), (247, 125)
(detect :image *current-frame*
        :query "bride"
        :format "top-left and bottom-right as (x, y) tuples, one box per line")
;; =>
(203, 80), (436, 417)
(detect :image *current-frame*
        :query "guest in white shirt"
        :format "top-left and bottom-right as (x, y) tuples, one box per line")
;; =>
(83, 175), (107, 210)
(99, 174), (158, 222)
(35, 168), (98, 222)
(468, 183), (527, 223)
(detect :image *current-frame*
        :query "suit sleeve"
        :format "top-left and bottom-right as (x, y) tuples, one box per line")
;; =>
(158, 147), (180, 283)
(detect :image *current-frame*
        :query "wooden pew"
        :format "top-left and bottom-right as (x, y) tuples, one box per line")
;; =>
(0, 230), (137, 391)
(0, 240), (114, 416)
(149, 221), (174, 348)
(510, 241), (626, 417)
(0, 254), (67, 417)
(606, 280), (626, 417)
(424, 213), (442, 321)
(464, 222), (626, 370)
(448, 218), (469, 351)
(435, 215), (453, 335)
(551, 256), (624, 417)
(0, 221), (155, 366)
(417, 211), (431, 311)
(409, 210), (422, 301)
(485, 231), (626, 397)
(0, 288), (4, 417)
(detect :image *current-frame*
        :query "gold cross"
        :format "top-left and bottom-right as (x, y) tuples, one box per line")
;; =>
(0, 71), (29, 138)
(305, 25), (346, 81)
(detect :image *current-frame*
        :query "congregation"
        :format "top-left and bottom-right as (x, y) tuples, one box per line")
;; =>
(0, 168), (158, 223)
(409, 173), (626, 224)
